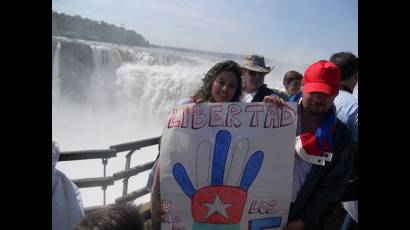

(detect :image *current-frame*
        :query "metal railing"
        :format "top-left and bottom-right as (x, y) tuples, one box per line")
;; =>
(58, 136), (160, 213)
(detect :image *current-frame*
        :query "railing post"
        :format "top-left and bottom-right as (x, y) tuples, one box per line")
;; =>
(122, 149), (136, 196)
(102, 157), (108, 205)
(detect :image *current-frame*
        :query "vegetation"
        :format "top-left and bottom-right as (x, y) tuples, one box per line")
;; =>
(52, 11), (150, 47)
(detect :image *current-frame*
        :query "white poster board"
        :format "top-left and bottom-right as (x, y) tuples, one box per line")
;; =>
(159, 102), (297, 230)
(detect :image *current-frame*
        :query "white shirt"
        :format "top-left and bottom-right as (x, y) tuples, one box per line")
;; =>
(241, 91), (258, 102)
(241, 90), (278, 103)
(291, 107), (312, 202)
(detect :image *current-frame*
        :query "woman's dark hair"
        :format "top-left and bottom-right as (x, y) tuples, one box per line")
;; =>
(283, 70), (303, 86)
(194, 60), (243, 102)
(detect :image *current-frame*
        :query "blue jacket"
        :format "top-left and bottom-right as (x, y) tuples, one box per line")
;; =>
(288, 120), (354, 229)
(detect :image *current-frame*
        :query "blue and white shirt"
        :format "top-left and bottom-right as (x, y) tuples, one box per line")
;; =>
(334, 89), (358, 222)
(334, 90), (358, 143)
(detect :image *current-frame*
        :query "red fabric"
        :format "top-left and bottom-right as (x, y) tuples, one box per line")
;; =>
(300, 132), (332, 157)
(191, 185), (247, 224)
(303, 60), (340, 96)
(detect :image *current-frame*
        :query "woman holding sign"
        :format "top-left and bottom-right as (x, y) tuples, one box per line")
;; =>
(149, 60), (244, 229)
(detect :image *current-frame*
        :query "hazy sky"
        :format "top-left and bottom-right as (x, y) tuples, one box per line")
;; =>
(52, 0), (357, 66)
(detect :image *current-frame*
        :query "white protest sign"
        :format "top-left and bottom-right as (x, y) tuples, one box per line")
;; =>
(159, 102), (297, 230)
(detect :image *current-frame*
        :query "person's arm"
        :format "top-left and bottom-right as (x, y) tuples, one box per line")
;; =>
(350, 109), (358, 143)
(263, 95), (286, 107)
(150, 162), (163, 229)
(297, 123), (355, 229)
(270, 89), (289, 101)
(146, 157), (160, 192)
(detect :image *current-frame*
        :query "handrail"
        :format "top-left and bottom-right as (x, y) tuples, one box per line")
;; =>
(113, 161), (155, 180)
(73, 176), (114, 188)
(58, 136), (161, 210)
(110, 136), (161, 152)
(59, 149), (117, 161)
(115, 187), (150, 204)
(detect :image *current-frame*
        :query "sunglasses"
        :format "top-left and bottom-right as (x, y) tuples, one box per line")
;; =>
(248, 70), (265, 77)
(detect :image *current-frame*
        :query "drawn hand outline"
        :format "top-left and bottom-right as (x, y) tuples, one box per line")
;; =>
(172, 130), (264, 226)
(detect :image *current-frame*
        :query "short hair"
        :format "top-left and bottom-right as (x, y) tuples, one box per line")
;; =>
(75, 203), (144, 230)
(283, 70), (303, 86)
(194, 60), (243, 102)
(330, 52), (358, 81)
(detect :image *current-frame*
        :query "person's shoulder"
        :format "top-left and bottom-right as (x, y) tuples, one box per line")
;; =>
(177, 97), (194, 105)
(334, 91), (358, 110)
(336, 90), (358, 103)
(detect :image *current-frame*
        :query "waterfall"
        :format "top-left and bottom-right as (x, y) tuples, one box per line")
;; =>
(52, 41), (61, 104)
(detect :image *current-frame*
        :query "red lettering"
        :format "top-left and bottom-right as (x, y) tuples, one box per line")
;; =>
(181, 107), (189, 128)
(245, 105), (264, 127)
(168, 109), (181, 128)
(192, 106), (207, 129)
(209, 105), (224, 127)
(259, 201), (267, 213)
(226, 104), (242, 128)
(161, 200), (172, 213)
(248, 200), (280, 214)
(281, 107), (296, 127)
(248, 200), (259, 214)
(268, 200), (279, 213)
(264, 105), (280, 128)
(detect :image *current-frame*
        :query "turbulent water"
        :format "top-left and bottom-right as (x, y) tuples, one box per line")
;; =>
(52, 36), (357, 207)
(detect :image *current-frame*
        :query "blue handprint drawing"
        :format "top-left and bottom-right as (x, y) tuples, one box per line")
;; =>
(173, 130), (264, 229)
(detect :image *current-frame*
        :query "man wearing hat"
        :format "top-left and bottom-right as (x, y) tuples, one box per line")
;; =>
(241, 55), (287, 102)
(283, 60), (355, 230)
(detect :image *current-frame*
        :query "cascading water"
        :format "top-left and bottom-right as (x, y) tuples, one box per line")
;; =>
(52, 36), (228, 207)
(52, 41), (61, 104)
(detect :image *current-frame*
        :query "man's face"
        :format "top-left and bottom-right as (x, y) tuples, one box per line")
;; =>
(243, 69), (265, 92)
(285, 80), (302, 96)
(302, 92), (336, 116)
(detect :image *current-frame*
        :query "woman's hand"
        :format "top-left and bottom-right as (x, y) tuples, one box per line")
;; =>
(151, 162), (165, 227)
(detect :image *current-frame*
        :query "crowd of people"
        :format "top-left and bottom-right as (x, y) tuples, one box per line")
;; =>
(52, 52), (358, 230)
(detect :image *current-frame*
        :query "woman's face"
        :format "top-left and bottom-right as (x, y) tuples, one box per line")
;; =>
(210, 71), (238, 102)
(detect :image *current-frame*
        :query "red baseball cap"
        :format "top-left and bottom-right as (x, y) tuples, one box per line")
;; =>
(303, 60), (341, 96)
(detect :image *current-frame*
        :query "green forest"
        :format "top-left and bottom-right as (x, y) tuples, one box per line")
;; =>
(52, 11), (150, 47)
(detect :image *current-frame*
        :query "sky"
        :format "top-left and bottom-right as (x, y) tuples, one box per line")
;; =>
(52, 0), (358, 66)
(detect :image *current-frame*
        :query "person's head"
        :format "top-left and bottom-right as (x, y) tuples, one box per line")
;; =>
(194, 60), (242, 102)
(329, 52), (358, 88)
(241, 55), (274, 93)
(302, 60), (341, 116)
(75, 203), (144, 230)
(283, 70), (303, 96)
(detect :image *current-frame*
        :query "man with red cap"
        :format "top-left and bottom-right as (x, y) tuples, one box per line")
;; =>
(283, 60), (355, 230)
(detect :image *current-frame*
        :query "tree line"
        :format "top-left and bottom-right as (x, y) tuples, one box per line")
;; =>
(52, 11), (150, 47)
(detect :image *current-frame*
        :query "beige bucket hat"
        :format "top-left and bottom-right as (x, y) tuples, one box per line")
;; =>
(241, 55), (275, 73)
